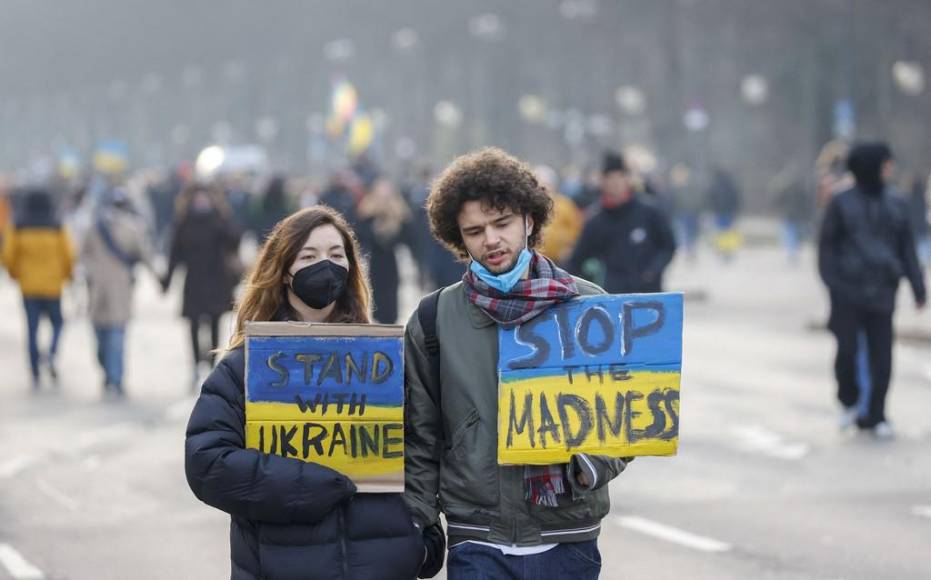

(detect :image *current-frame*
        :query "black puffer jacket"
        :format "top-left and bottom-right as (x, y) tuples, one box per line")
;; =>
(185, 347), (424, 580)
(818, 186), (926, 312)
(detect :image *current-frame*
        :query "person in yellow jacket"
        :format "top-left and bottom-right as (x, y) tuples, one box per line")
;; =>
(2, 188), (75, 390)
(535, 164), (583, 265)
(0, 187), (12, 244)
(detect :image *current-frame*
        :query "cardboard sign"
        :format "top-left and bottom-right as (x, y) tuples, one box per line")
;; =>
(497, 293), (682, 464)
(245, 322), (404, 493)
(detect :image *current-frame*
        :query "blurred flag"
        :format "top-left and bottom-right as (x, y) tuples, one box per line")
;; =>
(93, 140), (129, 175)
(347, 111), (374, 156)
(327, 79), (359, 138)
(326, 78), (375, 156)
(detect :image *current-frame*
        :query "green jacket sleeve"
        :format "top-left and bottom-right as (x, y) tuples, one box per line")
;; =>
(568, 453), (629, 496)
(402, 312), (442, 528)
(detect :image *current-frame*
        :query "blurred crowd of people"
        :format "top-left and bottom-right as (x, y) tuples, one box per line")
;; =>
(1, 140), (929, 411)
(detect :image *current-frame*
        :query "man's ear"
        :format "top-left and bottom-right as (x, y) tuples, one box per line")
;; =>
(526, 215), (535, 237)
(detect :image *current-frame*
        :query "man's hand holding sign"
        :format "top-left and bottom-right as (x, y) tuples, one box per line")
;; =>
(498, 293), (682, 465)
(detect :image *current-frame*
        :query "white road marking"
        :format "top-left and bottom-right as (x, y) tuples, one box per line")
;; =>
(731, 424), (809, 460)
(35, 477), (79, 512)
(912, 505), (931, 519)
(2, 424), (137, 477)
(0, 543), (45, 579)
(66, 423), (139, 456)
(0, 457), (37, 480)
(2, 408), (178, 477)
(615, 516), (732, 553)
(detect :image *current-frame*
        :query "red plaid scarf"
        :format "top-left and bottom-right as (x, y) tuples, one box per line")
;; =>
(524, 464), (568, 507)
(463, 252), (579, 329)
(464, 251), (579, 505)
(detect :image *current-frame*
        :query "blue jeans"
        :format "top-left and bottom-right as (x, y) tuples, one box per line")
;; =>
(677, 214), (700, 255)
(856, 331), (872, 420)
(917, 235), (931, 265)
(94, 325), (126, 391)
(23, 297), (63, 380)
(447, 541), (601, 580)
(714, 212), (735, 230)
(781, 220), (802, 261)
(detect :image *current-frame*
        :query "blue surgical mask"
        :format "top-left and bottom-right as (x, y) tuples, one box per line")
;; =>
(468, 217), (532, 294)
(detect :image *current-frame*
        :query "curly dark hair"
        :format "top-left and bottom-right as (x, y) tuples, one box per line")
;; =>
(426, 147), (553, 261)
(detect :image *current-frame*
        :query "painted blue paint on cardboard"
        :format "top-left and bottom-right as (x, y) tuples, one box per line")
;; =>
(498, 293), (683, 373)
(247, 335), (403, 408)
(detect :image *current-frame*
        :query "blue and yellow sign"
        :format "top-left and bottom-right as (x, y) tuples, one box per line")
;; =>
(245, 322), (404, 492)
(497, 293), (682, 464)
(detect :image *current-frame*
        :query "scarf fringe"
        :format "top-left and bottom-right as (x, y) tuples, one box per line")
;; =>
(524, 465), (568, 507)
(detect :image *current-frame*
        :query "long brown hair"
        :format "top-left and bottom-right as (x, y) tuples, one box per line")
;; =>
(227, 205), (371, 350)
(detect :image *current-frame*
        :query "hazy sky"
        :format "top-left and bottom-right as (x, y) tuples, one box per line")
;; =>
(0, 1), (494, 96)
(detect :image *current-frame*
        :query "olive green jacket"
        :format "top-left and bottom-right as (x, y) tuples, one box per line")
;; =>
(403, 279), (627, 547)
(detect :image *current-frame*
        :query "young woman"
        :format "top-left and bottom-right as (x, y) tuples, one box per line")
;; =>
(184, 206), (425, 580)
(355, 177), (411, 324)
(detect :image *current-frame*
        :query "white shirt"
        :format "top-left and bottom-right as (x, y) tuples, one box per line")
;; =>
(460, 540), (558, 556)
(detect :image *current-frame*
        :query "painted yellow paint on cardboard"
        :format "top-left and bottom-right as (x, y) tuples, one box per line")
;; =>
(497, 370), (680, 464)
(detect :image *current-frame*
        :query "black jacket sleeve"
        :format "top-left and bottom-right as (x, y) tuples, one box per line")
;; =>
(184, 349), (356, 524)
(163, 222), (184, 288)
(897, 207), (927, 305)
(818, 196), (845, 292)
(643, 208), (677, 284)
(567, 216), (599, 278)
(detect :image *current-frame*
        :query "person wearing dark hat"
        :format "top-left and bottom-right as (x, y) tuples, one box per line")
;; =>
(567, 151), (677, 293)
(818, 141), (926, 439)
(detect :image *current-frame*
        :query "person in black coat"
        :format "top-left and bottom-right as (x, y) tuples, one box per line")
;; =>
(185, 206), (440, 580)
(818, 142), (926, 437)
(355, 178), (412, 324)
(568, 151), (677, 293)
(163, 183), (242, 385)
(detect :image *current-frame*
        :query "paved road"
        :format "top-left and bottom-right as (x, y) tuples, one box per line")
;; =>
(1, 243), (929, 579)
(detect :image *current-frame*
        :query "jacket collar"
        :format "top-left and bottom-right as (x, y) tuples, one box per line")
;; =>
(460, 286), (498, 329)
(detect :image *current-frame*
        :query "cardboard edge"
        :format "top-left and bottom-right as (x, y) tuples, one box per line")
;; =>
(497, 445), (679, 465)
(246, 321), (403, 337)
(354, 471), (405, 494)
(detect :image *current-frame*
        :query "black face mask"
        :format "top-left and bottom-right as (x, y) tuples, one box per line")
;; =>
(289, 260), (349, 310)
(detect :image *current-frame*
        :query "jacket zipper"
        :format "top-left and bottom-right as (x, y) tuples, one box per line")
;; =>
(337, 504), (350, 579)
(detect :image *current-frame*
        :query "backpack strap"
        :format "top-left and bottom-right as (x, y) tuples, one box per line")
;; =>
(416, 288), (443, 412)
(414, 287), (448, 570)
(96, 216), (139, 269)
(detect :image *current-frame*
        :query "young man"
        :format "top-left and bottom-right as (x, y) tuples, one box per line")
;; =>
(404, 148), (628, 579)
(818, 141), (926, 438)
(568, 151), (676, 293)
